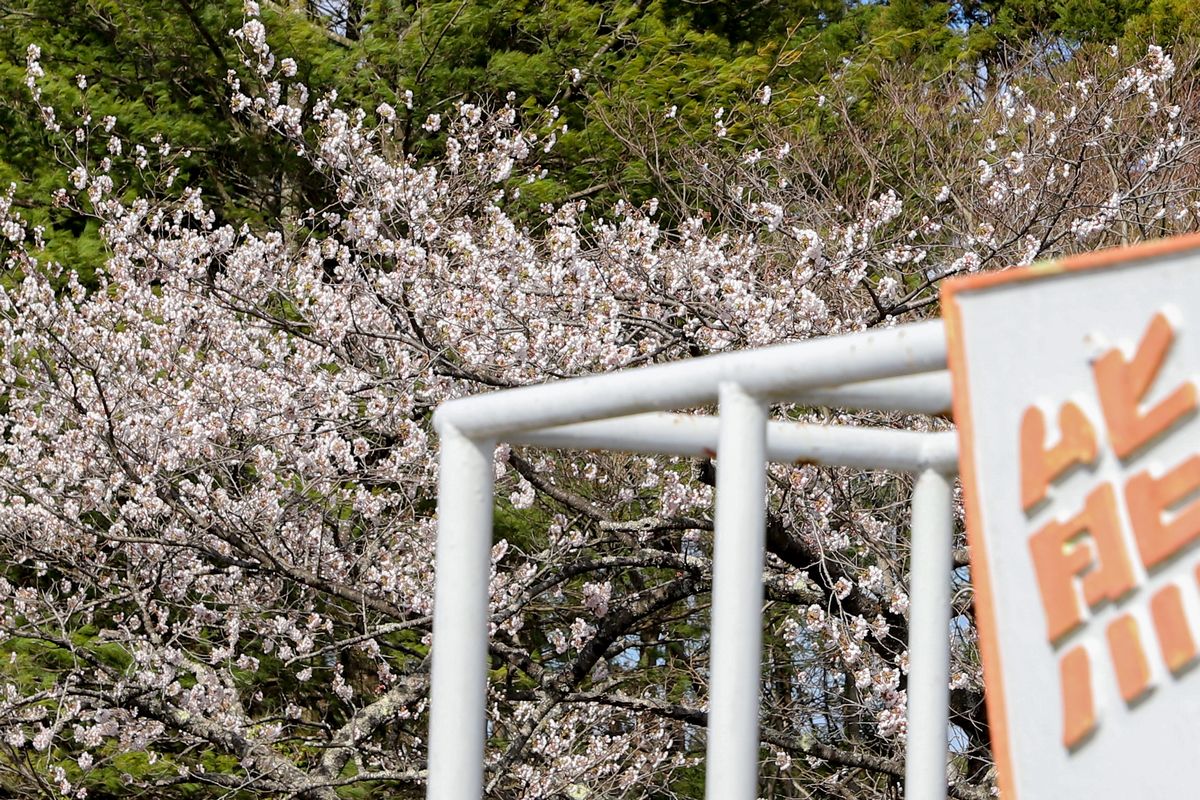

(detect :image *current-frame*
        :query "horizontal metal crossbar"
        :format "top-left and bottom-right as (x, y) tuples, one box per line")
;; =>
(510, 413), (958, 473)
(434, 319), (947, 437)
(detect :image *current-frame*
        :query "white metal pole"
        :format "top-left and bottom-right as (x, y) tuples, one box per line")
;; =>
(905, 468), (955, 800)
(705, 382), (768, 800)
(427, 424), (496, 800)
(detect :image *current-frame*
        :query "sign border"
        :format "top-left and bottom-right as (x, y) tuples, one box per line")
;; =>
(941, 232), (1200, 799)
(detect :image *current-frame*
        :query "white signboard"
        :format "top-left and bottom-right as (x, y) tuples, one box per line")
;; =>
(943, 234), (1200, 798)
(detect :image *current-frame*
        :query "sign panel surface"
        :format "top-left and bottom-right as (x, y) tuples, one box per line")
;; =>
(943, 235), (1200, 799)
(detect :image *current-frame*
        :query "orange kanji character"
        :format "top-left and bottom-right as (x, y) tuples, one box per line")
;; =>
(1060, 645), (1096, 750)
(1107, 613), (1154, 704)
(1029, 483), (1136, 642)
(1093, 311), (1196, 460)
(1150, 584), (1197, 675)
(1020, 401), (1097, 512)
(1126, 455), (1200, 570)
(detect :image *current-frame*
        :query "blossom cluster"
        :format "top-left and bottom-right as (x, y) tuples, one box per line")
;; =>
(1, 14), (1197, 799)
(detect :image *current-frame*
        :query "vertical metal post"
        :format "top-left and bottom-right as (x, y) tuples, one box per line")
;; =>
(904, 468), (955, 800)
(427, 425), (496, 800)
(705, 382), (768, 800)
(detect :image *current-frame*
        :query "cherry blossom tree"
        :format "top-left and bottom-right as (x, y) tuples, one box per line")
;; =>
(1, 10), (1197, 798)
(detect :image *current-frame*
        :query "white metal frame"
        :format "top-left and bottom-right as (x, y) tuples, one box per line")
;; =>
(428, 319), (958, 800)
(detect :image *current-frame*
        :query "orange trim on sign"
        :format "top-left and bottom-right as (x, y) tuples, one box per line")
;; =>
(940, 232), (1200, 800)
(941, 279), (1018, 797)
(939, 231), (1200, 296)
